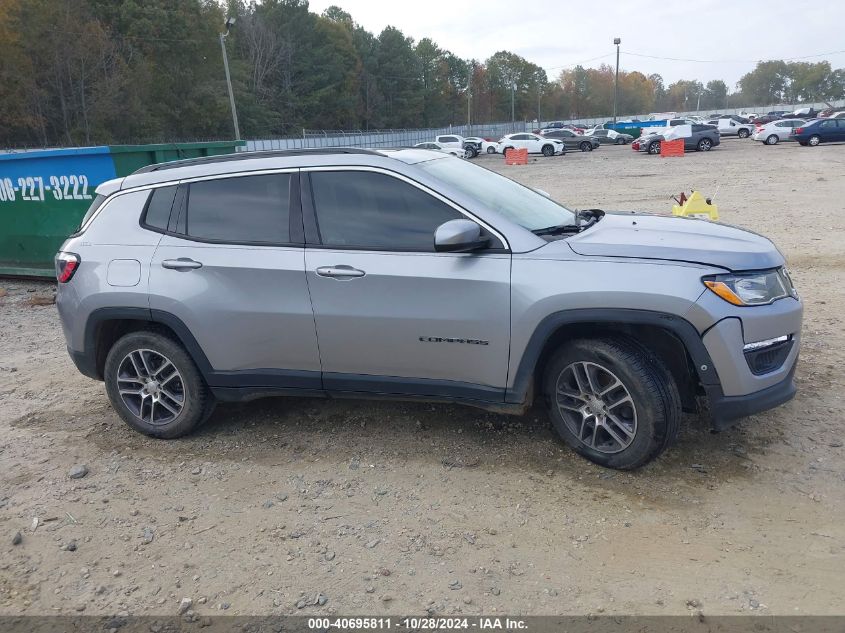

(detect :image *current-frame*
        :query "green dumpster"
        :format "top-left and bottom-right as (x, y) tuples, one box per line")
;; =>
(0, 141), (244, 277)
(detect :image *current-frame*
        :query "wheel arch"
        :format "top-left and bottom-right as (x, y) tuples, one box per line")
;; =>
(506, 309), (720, 412)
(83, 307), (213, 380)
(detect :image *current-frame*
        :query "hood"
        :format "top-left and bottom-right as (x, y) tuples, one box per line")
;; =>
(566, 212), (784, 271)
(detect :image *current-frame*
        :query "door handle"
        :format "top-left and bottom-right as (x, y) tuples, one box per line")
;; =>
(162, 258), (203, 270)
(315, 265), (366, 279)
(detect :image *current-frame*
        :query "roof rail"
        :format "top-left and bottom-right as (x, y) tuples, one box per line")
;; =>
(132, 147), (384, 174)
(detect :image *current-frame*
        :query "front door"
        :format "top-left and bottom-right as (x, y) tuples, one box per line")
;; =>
(148, 171), (321, 389)
(302, 168), (511, 400)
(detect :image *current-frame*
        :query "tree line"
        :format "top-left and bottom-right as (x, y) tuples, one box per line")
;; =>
(1, 0), (844, 147)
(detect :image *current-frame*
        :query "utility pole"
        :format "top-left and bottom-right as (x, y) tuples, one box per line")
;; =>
(466, 64), (472, 136)
(613, 38), (621, 124)
(537, 82), (542, 129)
(220, 17), (240, 141)
(511, 81), (516, 132)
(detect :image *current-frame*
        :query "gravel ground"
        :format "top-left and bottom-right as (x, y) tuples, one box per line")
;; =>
(1, 139), (844, 618)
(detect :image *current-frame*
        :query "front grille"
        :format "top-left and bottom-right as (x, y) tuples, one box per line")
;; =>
(744, 339), (793, 375)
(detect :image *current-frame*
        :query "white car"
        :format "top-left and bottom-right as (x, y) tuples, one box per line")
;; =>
(707, 118), (754, 138)
(496, 133), (565, 156)
(413, 142), (471, 158)
(753, 119), (805, 145)
(464, 136), (499, 154)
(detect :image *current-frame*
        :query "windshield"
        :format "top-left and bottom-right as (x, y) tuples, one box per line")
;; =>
(416, 157), (575, 231)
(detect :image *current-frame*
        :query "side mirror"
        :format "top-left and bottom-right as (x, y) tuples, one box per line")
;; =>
(434, 219), (489, 253)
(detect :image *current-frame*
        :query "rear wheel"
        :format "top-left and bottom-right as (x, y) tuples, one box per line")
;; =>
(543, 338), (681, 469)
(579, 141), (591, 152)
(738, 128), (750, 138)
(765, 134), (779, 145)
(541, 144), (554, 157)
(104, 331), (213, 439)
(486, 146), (496, 154)
(697, 138), (712, 151)
(808, 135), (821, 146)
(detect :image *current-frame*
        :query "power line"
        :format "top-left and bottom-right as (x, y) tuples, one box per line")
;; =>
(623, 48), (845, 64)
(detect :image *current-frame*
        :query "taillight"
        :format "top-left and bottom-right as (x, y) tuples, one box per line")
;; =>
(55, 252), (80, 283)
(794, 127), (803, 134)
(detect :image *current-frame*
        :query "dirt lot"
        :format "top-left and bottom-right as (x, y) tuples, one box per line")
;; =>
(2, 139), (844, 618)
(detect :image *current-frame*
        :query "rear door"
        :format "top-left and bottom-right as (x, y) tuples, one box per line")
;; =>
(148, 170), (321, 389)
(302, 167), (511, 399)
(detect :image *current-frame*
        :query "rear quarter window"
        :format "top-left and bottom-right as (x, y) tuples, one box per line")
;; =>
(141, 185), (178, 232)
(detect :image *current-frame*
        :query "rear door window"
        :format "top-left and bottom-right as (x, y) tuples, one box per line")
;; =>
(186, 174), (291, 244)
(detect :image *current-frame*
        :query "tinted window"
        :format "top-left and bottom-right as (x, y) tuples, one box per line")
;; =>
(143, 185), (178, 231)
(310, 171), (462, 251)
(819, 120), (835, 129)
(186, 174), (290, 243)
(512, 134), (529, 140)
(595, 130), (608, 136)
(440, 136), (459, 143)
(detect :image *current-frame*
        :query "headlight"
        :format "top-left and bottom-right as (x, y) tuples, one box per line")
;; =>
(703, 268), (797, 306)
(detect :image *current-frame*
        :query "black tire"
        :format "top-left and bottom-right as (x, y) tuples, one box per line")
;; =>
(647, 141), (661, 155)
(697, 138), (712, 151)
(615, 138), (624, 145)
(104, 331), (214, 439)
(542, 338), (681, 470)
(486, 146), (496, 154)
(738, 128), (750, 138)
(765, 135), (778, 145)
(503, 146), (514, 156)
(579, 141), (591, 152)
(808, 135), (821, 146)
(541, 144), (554, 157)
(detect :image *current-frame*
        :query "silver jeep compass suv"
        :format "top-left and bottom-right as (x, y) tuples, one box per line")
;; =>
(56, 148), (802, 469)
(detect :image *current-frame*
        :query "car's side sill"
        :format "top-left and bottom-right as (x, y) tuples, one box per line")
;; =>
(210, 385), (525, 414)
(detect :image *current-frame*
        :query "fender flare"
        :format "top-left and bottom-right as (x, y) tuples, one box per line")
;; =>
(505, 308), (720, 404)
(83, 307), (214, 379)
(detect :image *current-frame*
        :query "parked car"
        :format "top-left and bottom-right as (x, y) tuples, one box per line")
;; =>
(767, 110), (791, 117)
(633, 124), (720, 154)
(496, 133), (565, 156)
(791, 107), (819, 118)
(753, 119), (805, 145)
(464, 136), (500, 154)
(707, 118), (754, 138)
(818, 106), (845, 118)
(791, 118), (845, 146)
(56, 147), (802, 469)
(586, 129), (634, 145)
(414, 142), (472, 158)
(830, 112), (845, 120)
(434, 135), (478, 157)
(540, 129), (600, 151)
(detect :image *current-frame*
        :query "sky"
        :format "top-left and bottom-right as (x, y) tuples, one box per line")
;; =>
(307, 0), (845, 88)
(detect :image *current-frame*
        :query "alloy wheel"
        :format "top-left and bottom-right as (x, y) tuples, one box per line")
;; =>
(116, 349), (185, 426)
(555, 361), (637, 454)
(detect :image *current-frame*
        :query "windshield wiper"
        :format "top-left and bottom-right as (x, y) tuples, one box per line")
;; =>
(532, 209), (604, 236)
(531, 223), (583, 236)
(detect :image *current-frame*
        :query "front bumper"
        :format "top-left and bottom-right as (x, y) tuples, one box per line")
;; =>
(689, 294), (802, 429)
(705, 362), (796, 431)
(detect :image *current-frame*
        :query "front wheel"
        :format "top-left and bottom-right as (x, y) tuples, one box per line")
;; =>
(541, 144), (554, 157)
(765, 134), (779, 145)
(104, 331), (214, 439)
(648, 141), (661, 155)
(543, 338), (681, 469)
(808, 135), (821, 146)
